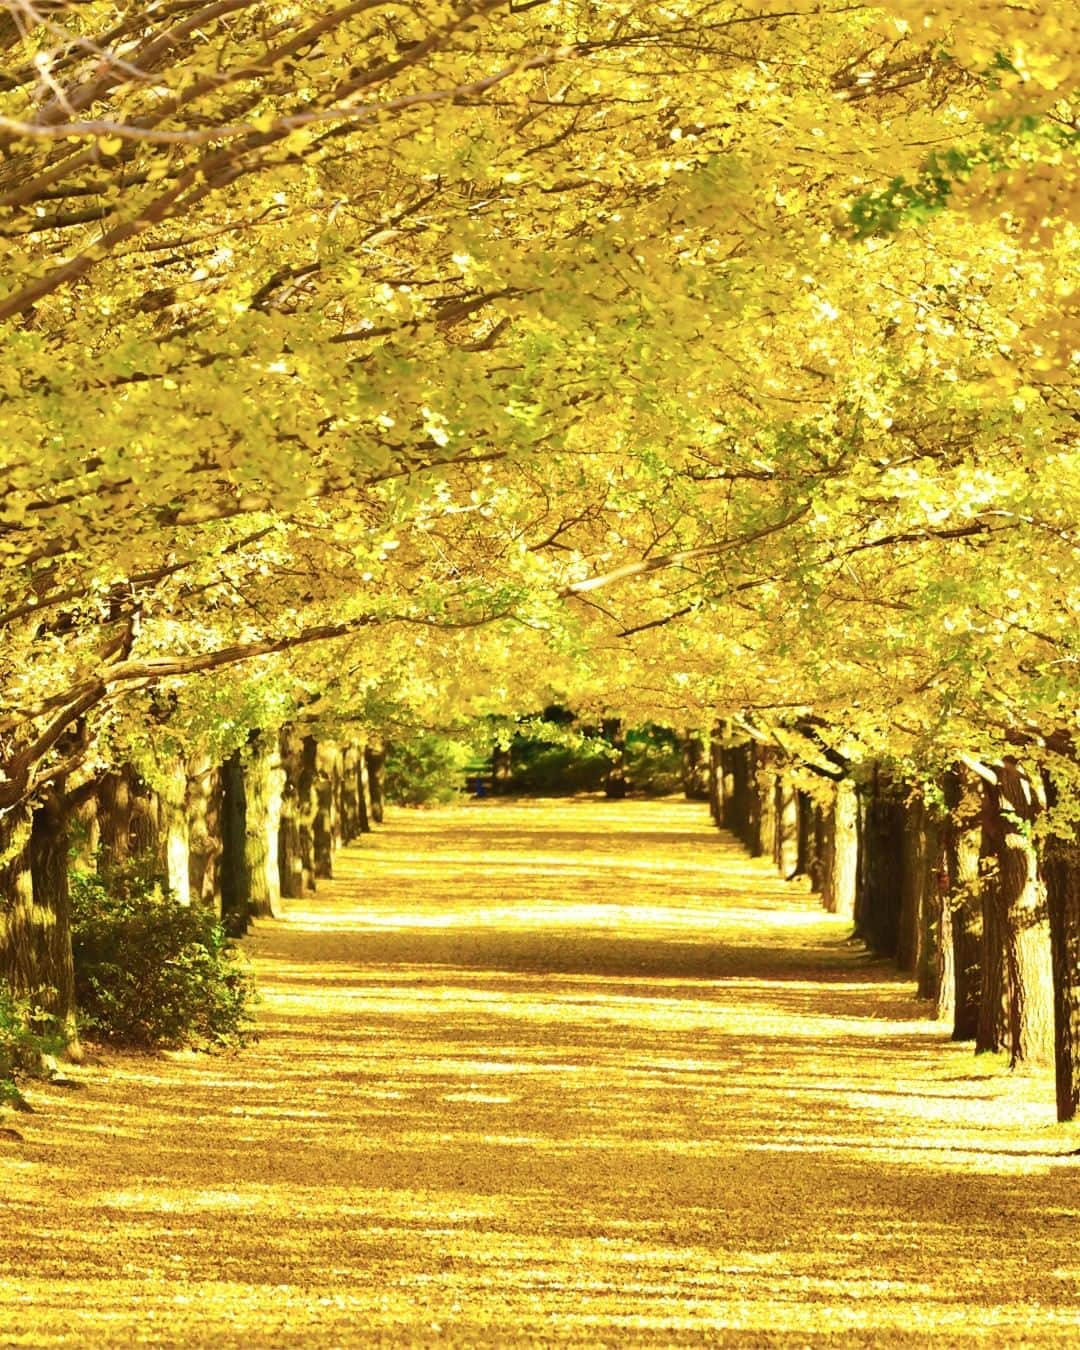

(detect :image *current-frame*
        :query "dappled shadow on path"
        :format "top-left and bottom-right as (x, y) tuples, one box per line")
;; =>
(3, 798), (1079, 1346)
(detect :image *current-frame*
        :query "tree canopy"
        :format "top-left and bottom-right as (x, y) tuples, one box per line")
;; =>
(0, 0), (1077, 814)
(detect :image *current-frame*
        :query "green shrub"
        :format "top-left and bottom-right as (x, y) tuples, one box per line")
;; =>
(0, 988), (57, 1110)
(71, 858), (255, 1050)
(384, 734), (472, 805)
(508, 743), (611, 795)
(624, 726), (684, 796)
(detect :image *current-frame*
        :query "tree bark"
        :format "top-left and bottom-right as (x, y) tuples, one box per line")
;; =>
(915, 801), (946, 1005)
(220, 749), (250, 937)
(775, 772), (799, 878)
(977, 793), (1010, 1055)
(943, 768), (982, 1042)
(978, 762), (1054, 1065)
(244, 732), (283, 920)
(1, 806), (37, 997)
(680, 733), (709, 801)
(278, 726), (308, 900)
(707, 730), (722, 826)
(313, 740), (339, 881)
(821, 780), (858, 919)
(159, 759), (191, 906)
(357, 744), (373, 834)
(756, 750), (777, 867)
(854, 767), (904, 958)
(28, 789), (79, 1049)
(365, 744), (385, 825)
(96, 766), (165, 873)
(339, 742), (361, 844)
(186, 754), (223, 907)
(1042, 818), (1080, 1122)
(602, 718), (627, 799)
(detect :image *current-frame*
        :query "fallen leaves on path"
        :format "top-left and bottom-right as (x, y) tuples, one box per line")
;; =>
(2, 798), (1079, 1346)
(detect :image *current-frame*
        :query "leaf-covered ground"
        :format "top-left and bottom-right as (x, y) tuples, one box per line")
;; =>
(3, 799), (1079, 1346)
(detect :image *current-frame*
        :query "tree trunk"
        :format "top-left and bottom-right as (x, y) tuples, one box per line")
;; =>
(602, 718), (627, 800)
(365, 744), (385, 825)
(775, 773), (799, 878)
(357, 745), (372, 834)
(794, 793), (819, 887)
(339, 743), (361, 844)
(1, 806), (37, 997)
(299, 736), (318, 891)
(97, 766), (165, 873)
(978, 763), (1054, 1065)
(821, 780), (858, 919)
(96, 767), (133, 869)
(855, 768), (904, 958)
(220, 750), (250, 937)
(278, 726), (308, 900)
(943, 769), (982, 1041)
(492, 743), (512, 795)
(756, 751), (777, 867)
(914, 801), (946, 1005)
(977, 794), (1009, 1055)
(707, 731), (722, 826)
(187, 754), (223, 907)
(680, 734), (709, 801)
(159, 759), (191, 906)
(1042, 820), (1080, 1122)
(245, 732), (283, 920)
(313, 740), (339, 881)
(28, 790), (79, 1049)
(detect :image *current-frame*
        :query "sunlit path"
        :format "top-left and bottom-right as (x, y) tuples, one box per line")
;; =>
(3, 798), (1079, 1346)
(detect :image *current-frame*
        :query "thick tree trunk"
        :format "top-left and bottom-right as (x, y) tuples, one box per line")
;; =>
(756, 751), (777, 867)
(187, 754), (223, 907)
(854, 768), (904, 958)
(278, 726), (308, 900)
(1043, 823), (1080, 1122)
(245, 732), (283, 920)
(943, 769), (982, 1041)
(313, 741), (339, 881)
(95, 767), (133, 869)
(680, 734), (709, 801)
(357, 746), (372, 834)
(28, 790), (79, 1049)
(978, 763), (1054, 1065)
(719, 737), (761, 855)
(0, 804), (47, 1073)
(775, 773), (799, 878)
(220, 750), (250, 937)
(915, 803), (946, 1006)
(298, 736), (318, 891)
(821, 780), (858, 919)
(977, 798), (1010, 1055)
(365, 744), (385, 825)
(158, 759), (191, 906)
(339, 743), (361, 844)
(1, 806), (37, 997)
(97, 766), (165, 873)
(707, 732), (722, 826)
(794, 793), (820, 888)
(69, 795), (99, 871)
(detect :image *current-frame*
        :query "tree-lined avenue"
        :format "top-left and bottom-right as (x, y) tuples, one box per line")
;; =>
(3, 798), (1078, 1346)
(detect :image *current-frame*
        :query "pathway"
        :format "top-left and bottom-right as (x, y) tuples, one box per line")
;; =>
(2, 798), (1079, 1346)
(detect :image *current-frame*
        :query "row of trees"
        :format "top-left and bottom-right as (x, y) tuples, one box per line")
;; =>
(708, 722), (1080, 1122)
(1, 725), (385, 1059)
(0, 4), (1076, 1106)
